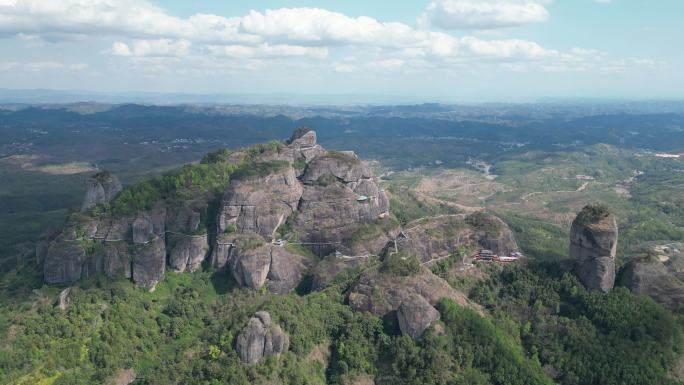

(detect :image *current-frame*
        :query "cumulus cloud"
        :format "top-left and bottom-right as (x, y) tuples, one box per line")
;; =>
(0, 0), (660, 77)
(420, 0), (549, 30)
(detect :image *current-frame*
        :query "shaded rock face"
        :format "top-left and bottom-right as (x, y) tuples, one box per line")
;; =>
(395, 214), (518, 264)
(44, 242), (86, 285)
(620, 258), (684, 311)
(81, 171), (122, 211)
(217, 167), (303, 241)
(397, 294), (440, 340)
(228, 237), (311, 294)
(131, 237), (166, 290)
(236, 311), (289, 364)
(569, 207), (618, 292)
(167, 234), (208, 273)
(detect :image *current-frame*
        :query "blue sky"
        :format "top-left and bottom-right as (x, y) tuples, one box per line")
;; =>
(0, 0), (682, 103)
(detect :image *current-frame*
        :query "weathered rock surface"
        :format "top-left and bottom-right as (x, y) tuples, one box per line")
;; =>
(397, 294), (440, 340)
(81, 171), (122, 211)
(167, 233), (208, 273)
(569, 205), (618, 292)
(620, 257), (684, 311)
(236, 311), (289, 364)
(217, 166), (303, 241)
(44, 128), (391, 295)
(44, 241), (86, 285)
(230, 243), (272, 289)
(348, 267), (475, 318)
(227, 235), (311, 293)
(131, 237), (166, 290)
(395, 213), (518, 263)
(56, 287), (73, 310)
(294, 182), (390, 256)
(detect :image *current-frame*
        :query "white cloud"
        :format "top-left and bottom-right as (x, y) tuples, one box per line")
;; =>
(0, 0), (662, 79)
(421, 0), (549, 30)
(206, 43), (328, 59)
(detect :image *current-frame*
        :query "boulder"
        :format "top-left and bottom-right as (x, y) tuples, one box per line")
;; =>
(397, 294), (440, 340)
(167, 233), (208, 273)
(236, 311), (289, 364)
(569, 205), (618, 292)
(230, 242), (271, 289)
(56, 287), (73, 311)
(620, 257), (684, 311)
(81, 171), (122, 211)
(301, 152), (372, 184)
(267, 246), (311, 294)
(229, 238), (310, 293)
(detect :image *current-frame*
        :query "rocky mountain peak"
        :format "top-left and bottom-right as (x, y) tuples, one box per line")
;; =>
(81, 170), (122, 211)
(570, 204), (618, 292)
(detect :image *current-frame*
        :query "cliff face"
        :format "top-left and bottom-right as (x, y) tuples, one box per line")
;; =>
(569, 205), (618, 292)
(81, 171), (122, 211)
(620, 257), (684, 311)
(44, 128), (389, 293)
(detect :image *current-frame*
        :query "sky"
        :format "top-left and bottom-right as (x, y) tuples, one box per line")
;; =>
(0, 0), (682, 103)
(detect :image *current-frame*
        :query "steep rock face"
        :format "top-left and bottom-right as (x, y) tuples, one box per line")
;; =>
(217, 166), (303, 241)
(81, 171), (122, 211)
(569, 206), (618, 292)
(227, 235), (311, 293)
(167, 233), (208, 273)
(131, 237), (166, 290)
(267, 246), (312, 294)
(236, 311), (289, 364)
(397, 294), (440, 340)
(230, 243), (272, 289)
(44, 241), (86, 285)
(620, 257), (684, 311)
(294, 162), (390, 257)
(395, 214), (518, 263)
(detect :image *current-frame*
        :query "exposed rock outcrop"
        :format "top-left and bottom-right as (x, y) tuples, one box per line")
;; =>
(397, 294), (440, 340)
(348, 267), (475, 318)
(236, 311), (289, 364)
(81, 171), (122, 211)
(569, 205), (618, 292)
(293, 154), (390, 256)
(217, 165), (303, 241)
(45, 128), (387, 294)
(395, 213), (518, 264)
(56, 287), (73, 311)
(44, 241), (86, 285)
(227, 235), (311, 294)
(620, 257), (684, 311)
(167, 233), (208, 273)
